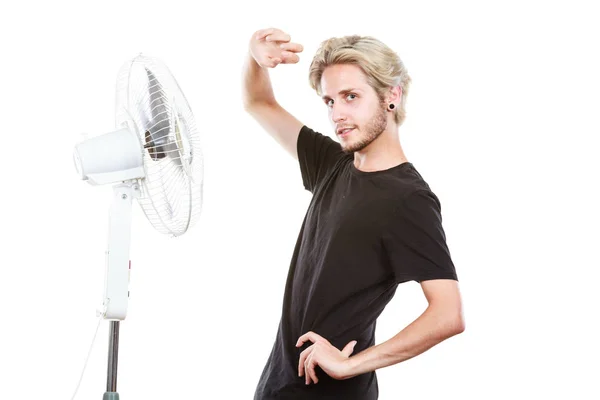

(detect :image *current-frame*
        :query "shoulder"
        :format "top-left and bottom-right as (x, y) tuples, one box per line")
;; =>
(298, 124), (331, 141)
(389, 163), (439, 205)
(386, 187), (443, 224)
(403, 189), (442, 213)
(298, 125), (342, 153)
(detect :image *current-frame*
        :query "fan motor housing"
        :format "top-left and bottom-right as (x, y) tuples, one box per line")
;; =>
(73, 127), (145, 185)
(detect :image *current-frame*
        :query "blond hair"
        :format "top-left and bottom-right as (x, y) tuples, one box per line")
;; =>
(308, 35), (412, 126)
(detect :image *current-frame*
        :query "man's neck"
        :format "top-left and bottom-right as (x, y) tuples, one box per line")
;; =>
(353, 129), (408, 172)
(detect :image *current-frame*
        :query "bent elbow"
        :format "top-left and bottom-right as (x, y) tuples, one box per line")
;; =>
(450, 313), (466, 335)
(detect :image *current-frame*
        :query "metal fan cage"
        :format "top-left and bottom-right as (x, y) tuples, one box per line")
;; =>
(115, 54), (203, 237)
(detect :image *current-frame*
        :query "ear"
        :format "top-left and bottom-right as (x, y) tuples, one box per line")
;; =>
(387, 85), (402, 105)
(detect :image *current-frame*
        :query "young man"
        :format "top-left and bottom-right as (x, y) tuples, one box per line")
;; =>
(243, 27), (465, 400)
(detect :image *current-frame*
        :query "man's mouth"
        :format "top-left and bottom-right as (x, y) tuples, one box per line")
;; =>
(338, 128), (354, 137)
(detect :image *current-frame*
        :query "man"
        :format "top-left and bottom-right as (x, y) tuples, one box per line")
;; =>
(243, 27), (465, 400)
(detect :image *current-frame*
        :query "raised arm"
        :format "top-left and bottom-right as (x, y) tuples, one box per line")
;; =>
(242, 27), (305, 160)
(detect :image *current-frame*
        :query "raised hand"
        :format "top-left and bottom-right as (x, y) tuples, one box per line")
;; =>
(249, 27), (304, 68)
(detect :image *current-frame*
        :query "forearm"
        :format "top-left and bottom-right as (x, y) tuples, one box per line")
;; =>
(345, 305), (464, 378)
(242, 50), (277, 108)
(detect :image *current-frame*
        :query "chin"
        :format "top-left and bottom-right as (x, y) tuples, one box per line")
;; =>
(341, 142), (362, 154)
(339, 137), (356, 153)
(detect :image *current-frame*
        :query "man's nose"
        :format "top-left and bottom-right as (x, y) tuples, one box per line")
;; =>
(331, 104), (347, 123)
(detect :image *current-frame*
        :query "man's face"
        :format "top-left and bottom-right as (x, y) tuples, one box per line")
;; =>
(321, 64), (387, 153)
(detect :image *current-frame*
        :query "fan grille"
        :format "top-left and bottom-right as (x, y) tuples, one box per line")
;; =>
(115, 54), (203, 237)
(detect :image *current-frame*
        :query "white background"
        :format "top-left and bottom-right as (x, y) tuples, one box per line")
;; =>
(1, 1), (598, 399)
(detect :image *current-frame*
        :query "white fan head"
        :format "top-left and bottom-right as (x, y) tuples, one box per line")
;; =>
(74, 54), (204, 237)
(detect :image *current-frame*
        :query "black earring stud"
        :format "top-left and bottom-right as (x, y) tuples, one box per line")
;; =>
(389, 104), (395, 110)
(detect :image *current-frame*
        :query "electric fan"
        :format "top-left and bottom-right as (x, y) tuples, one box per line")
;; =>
(72, 54), (203, 400)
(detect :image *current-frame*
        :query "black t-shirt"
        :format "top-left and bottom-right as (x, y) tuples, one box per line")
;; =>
(254, 126), (458, 399)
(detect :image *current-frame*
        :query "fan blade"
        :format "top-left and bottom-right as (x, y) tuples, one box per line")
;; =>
(144, 68), (171, 160)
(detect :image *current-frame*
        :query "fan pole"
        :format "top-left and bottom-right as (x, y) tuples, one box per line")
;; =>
(104, 321), (120, 400)
(102, 183), (138, 400)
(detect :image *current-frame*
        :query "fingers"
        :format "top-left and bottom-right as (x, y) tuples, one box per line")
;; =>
(279, 42), (304, 53)
(297, 331), (326, 347)
(252, 28), (301, 68)
(298, 345), (314, 377)
(266, 55), (283, 68)
(341, 340), (357, 357)
(280, 51), (300, 64)
(255, 28), (276, 40)
(305, 353), (319, 384)
(265, 32), (291, 43)
(255, 28), (291, 43)
(279, 42), (303, 64)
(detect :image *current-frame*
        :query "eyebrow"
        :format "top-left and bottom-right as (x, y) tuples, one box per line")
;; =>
(321, 88), (361, 100)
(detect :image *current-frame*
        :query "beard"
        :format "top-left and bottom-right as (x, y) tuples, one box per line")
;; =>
(341, 102), (388, 154)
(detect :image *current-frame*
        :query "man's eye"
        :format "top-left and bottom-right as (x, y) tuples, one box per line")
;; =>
(347, 94), (356, 100)
(326, 99), (334, 107)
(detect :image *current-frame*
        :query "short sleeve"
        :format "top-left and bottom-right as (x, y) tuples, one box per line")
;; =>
(383, 189), (458, 284)
(297, 125), (345, 192)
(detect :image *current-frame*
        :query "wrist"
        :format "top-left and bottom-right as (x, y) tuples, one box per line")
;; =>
(343, 355), (362, 380)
